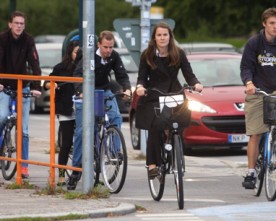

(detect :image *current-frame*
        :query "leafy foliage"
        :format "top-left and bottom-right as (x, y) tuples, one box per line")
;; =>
(1, 0), (276, 41)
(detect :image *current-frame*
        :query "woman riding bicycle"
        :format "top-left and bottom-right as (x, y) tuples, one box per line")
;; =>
(135, 22), (203, 179)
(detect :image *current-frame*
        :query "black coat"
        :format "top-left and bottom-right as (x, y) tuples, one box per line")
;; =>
(0, 30), (41, 90)
(73, 49), (131, 93)
(136, 49), (200, 130)
(44, 62), (75, 116)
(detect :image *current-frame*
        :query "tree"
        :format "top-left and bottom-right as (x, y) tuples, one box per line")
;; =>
(1, 0), (276, 40)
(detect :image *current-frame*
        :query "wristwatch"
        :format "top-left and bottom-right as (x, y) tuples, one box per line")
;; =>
(246, 81), (253, 85)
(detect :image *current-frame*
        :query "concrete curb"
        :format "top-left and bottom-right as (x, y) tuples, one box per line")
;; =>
(0, 203), (136, 220)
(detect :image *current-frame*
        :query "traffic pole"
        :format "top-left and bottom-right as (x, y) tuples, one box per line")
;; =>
(140, 0), (152, 156)
(82, 0), (95, 193)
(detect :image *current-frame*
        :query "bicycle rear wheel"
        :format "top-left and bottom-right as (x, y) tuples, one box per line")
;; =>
(254, 134), (265, 196)
(0, 124), (17, 180)
(173, 134), (184, 209)
(100, 126), (127, 193)
(265, 127), (276, 201)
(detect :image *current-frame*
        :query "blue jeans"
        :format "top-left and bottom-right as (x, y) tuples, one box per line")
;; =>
(0, 87), (31, 168)
(72, 90), (122, 167)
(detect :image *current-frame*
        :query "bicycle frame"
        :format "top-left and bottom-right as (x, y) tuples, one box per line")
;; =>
(93, 92), (128, 193)
(0, 99), (15, 148)
(0, 88), (33, 180)
(146, 85), (198, 209)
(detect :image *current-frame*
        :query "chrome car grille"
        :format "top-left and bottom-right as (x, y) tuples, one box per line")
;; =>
(201, 116), (245, 133)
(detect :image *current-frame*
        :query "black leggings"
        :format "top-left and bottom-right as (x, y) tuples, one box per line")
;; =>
(146, 129), (163, 166)
(58, 120), (75, 166)
(146, 127), (185, 166)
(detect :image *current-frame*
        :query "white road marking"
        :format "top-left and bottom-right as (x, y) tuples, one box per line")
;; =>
(136, 212), (205, 220)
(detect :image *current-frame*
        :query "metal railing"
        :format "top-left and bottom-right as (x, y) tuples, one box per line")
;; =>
(0, 73), (82, 188)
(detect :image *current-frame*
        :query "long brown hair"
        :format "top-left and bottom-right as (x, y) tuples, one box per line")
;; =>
(63, 40), (79, 71)
(143, 22), (181, 69)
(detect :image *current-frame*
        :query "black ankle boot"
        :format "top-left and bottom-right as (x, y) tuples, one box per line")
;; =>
(67, 171), (82, 190)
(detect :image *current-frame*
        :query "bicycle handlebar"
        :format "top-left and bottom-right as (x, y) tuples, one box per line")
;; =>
(145, 84), (200, 96)
(2, 87), (34, 99)
(105, 92), (131, 101)
(73, 91), (131, 102)
(255, 88), (274, 97)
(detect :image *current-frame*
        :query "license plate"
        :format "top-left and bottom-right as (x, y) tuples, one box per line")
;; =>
(228, 134), (249, 143)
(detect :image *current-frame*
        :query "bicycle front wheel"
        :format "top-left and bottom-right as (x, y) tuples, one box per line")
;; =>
(254, 134), (265, 196)
(0, 124), (17, 180)
(148, 163), (166, 201)
(265, 127), (276, 201)
(173, 134), (184, 209)
(100, 126), (127, 193)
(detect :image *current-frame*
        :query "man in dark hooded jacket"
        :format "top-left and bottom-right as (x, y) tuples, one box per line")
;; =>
(0, 11), (41, 179)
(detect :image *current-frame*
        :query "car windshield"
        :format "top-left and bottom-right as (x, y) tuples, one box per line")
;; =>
(178, 57), (243, 87)
(37, 48), (62, 69)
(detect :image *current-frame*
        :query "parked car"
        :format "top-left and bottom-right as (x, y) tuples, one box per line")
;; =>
(179, 42), (238, 54)
(30, 43), (62, 113)
(34, 35), (65, 44)
(110, 48), (138, 119)
(129, 52), (247, 151)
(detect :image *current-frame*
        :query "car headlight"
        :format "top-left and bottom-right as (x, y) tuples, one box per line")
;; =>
(188, 100), (217, 113)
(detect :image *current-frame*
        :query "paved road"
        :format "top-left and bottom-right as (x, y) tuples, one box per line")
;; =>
(23, 114), (276, 221)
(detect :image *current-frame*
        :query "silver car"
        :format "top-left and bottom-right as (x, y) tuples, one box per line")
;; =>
(30, 43), (62, 113)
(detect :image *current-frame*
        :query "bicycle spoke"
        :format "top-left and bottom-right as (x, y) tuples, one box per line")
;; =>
(265, 130), (276, 201)
(1, 125), (17, 180)
(254, 134), (265, 196)
(101, 126), (127, 193)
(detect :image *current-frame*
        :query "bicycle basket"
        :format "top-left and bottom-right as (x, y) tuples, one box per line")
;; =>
(263, 95), (276, 125)
(155, 95), (191, 129)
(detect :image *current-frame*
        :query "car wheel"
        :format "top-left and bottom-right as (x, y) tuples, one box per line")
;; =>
(30, 98), (43, 113)
(183, 144), (193, 155)
(30, 97), (36, 112)
(130, 112), (140, 150)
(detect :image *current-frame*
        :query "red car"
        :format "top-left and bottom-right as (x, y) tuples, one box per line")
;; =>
(129, 52), (248, 151)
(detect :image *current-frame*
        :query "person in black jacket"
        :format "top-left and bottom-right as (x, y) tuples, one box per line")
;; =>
(0, 11), (41, 179)
(136, 22), (203, 179)
(44, 40), (80, 186)
(67, 31), (131, 190)
(241, 7), (276, 189)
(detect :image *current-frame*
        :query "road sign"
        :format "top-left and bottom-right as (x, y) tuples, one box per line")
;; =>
(125, 0), (156, 6)
(113, 18), (175, 67)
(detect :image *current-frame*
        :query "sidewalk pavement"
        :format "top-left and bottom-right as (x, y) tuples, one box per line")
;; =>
(0, 183), (136, 220)
(1, 137), (266, 221)
(0, 138), (137, 220)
